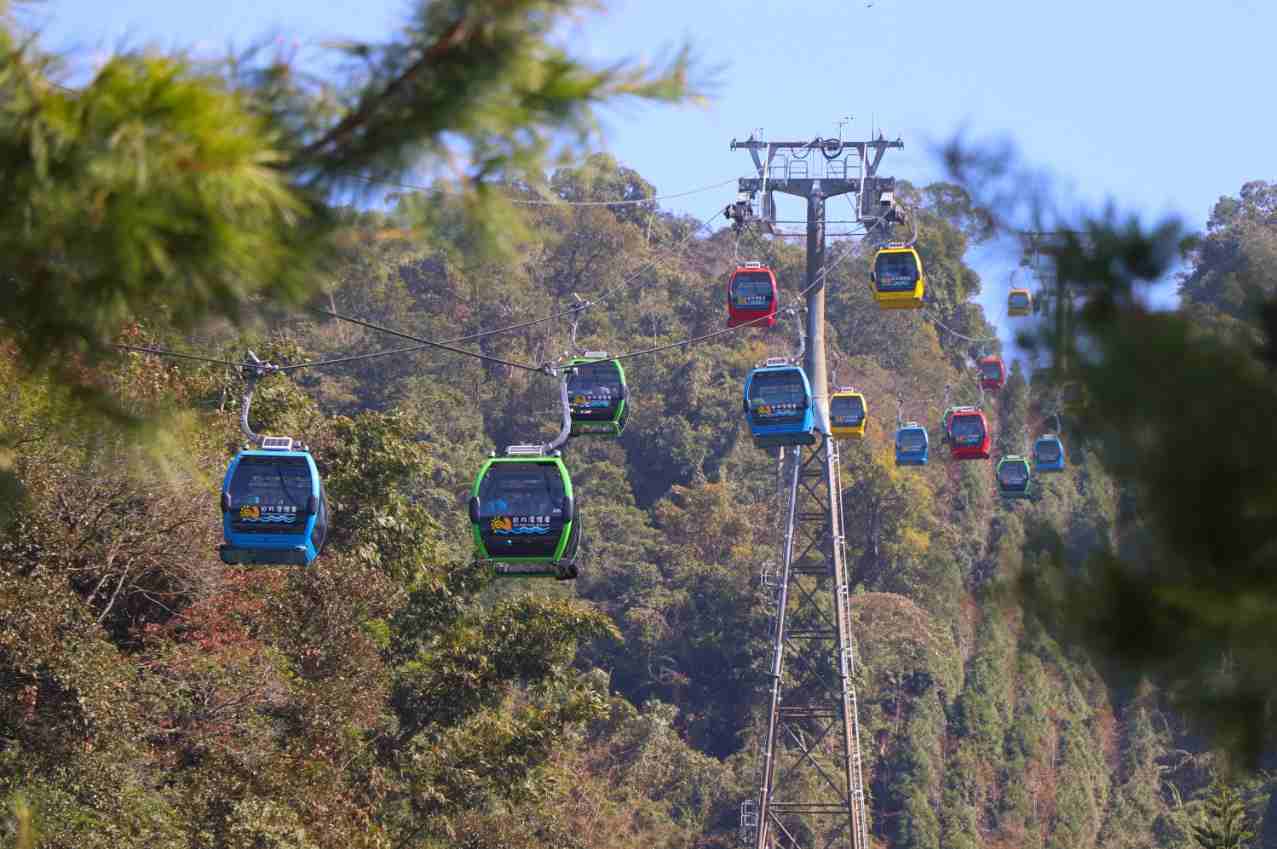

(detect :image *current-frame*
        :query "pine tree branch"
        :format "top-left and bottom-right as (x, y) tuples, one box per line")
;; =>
(296, 9), (479, 164)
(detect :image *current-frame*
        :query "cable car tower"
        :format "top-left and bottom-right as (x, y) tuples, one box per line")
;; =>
(731, 130), (902, 849)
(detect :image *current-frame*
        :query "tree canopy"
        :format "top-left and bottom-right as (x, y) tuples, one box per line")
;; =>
(4, 5), (1277, 848)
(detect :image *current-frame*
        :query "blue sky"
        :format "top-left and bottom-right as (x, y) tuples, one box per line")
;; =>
(33, 0), (1274, 348)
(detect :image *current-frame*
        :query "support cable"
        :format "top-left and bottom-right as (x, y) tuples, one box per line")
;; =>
(115, 344), (245, 369)
(119, 340), (483, 374)
(118, 210), (824, 381)
(605, 232), (860, 365)
(326, 206), (727, 351)
(319, 218), (858, 371)
(350, 173), (737, 206)
(315, 309), (549, 374)
(131, 204), (728, 375)
(927, 314), (1000, 344)
(509, 177), (738, 206)
(118, 179), (862, 383)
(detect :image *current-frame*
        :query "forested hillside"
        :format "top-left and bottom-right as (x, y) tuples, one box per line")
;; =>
(5, 145), (1276, 848)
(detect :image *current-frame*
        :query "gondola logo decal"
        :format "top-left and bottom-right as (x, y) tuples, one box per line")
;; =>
(572, 391), (614, 411)
(754, 401), (801, 418)
(238, 504), (298, 523)
(490, 516), (551, 535)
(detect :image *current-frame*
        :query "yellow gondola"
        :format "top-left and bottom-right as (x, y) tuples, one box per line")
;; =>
(1007, 287), (1032, 317)
(870, 245), (925, 310)
(829, 388), (868, 439)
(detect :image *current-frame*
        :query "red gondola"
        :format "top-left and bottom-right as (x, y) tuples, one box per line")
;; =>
(978, 356), (1006, 391)
(726, 261), (778, 328)
(949, 408), (991, 460)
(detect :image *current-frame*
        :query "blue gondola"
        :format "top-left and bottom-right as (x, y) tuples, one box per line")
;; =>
(220, 436), (329, 566)
(743, 359), (818, 448)
(1033, 434), (1066, 472)
(895, 422), (929, 466)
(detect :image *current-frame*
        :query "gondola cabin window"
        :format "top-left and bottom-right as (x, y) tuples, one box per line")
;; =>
(897, 428), (926, 452)
(476, 463), (568, 559)
(228, 456), (312, 534)
(874, 252), (920, 291)
(731, 271), (775, 309)
(749, 370), (808, 424)
(829, 394), (865, 427)
(567, 362), (623, 420)
(951, 416), (985, 445)
(999, 463), (1028, 486)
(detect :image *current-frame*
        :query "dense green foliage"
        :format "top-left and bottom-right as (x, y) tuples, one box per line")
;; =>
(0, 0), (693, 426)
(5, 5), (1277, 847)
(8, 151), (1277, 846)
(947, 135), (1277, 768)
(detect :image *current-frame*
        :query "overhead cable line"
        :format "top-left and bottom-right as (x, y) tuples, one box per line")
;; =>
(116, 340), (483, 374)
(352, 173), (737, 206)
(115, 344), (245, 368)
(604, 229), (861, 365)
(927, 315), (999, 344)
(323, 217), (856, 372)
(606, 308), (791, 364)
(117, 205), (730, 379)
(340, 178), (733, 348)
(272, 343), (449, 372)
(510, 177), (738, 206)
(117, 173), (861, 378)
(321, 206), (727, 354)
(549, 206), (730, 319)
(119, 316), (552, 377)
(314, 309), (548, 373)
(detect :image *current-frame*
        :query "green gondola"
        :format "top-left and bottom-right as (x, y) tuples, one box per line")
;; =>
(566, 354), (628, 437)
(996, 455), (1032, 499)
(468, 448), (579, 579)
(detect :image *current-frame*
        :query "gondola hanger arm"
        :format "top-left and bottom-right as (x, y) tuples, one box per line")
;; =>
(239, 351), (281, 447)
(542, 370), (574, 453)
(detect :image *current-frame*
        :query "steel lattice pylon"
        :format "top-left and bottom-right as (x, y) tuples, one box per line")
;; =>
(742, 438), (869, 849)
(733, 131), (900, 849)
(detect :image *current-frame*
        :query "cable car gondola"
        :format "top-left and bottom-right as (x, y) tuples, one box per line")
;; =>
(566, 354), (628, 437)
(895, 422), (929, 466)
(948, 409), (991, 460)
(743, 360), (817, 448)
(1033, 434), (1066, 472)
(941, 405), (978, 442)
(996, 455), (1032, 498)
(1007, 288), (1032, 317)
(870, 245), (925, 310)
(220, 436), (329, 566)
(829, 388), (868, 440)
(726, 261), (779, 328)
(468, 448), (579, 580)
(978, 356), (1006, 391)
